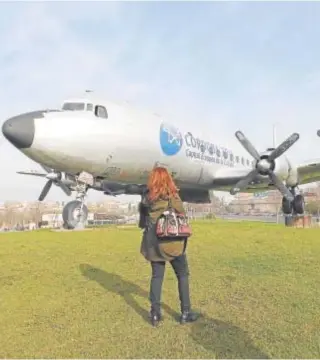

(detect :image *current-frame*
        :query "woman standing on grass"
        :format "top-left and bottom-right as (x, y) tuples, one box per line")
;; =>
(139, 166), (199, 327)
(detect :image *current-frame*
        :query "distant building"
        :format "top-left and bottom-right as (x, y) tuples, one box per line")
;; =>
(28, 222), (37, 230)
(229, 186), (320, 214)
(41, 213), (63, 228)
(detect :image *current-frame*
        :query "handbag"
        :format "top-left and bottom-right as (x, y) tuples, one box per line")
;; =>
(155, 198), (192, 239)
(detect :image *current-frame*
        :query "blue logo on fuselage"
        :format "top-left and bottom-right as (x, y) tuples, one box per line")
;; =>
(159, 123), (183, 156)
(158, 122), (252, 168)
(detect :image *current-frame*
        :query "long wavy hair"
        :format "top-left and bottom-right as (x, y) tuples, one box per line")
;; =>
(147, 167), (179, 201)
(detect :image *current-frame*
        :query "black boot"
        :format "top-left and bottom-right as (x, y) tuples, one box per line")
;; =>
(150, 310), (162, 327)
(180, 310), (200, 324)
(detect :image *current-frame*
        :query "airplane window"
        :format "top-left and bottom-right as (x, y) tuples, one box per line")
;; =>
(95, 105), (108, 118)
(86, 103), (93, 111)
(241, 157), (245, 165)
(246, 159), (250, 166)
(62, 102), (85, 111)
(235, 156), (239, 163)
(230, 153), (234, 162)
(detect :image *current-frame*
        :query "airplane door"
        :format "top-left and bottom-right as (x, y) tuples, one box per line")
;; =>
(178, 154), (204, 185)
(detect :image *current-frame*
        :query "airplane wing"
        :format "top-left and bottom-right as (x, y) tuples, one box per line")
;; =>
(209, 130), (320, 198)
(211, 158), (320, 193)
(211, 167), (275, 193)
(296, 158), (320, 184)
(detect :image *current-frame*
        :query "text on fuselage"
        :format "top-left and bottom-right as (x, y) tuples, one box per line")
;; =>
(184, 132), (251, 168)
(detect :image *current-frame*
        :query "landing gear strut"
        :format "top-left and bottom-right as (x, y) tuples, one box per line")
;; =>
(62, 182), (89, 229)
(281, 187), (305, 215)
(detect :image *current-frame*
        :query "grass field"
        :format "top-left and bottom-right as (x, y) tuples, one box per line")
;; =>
(1, 220), (320, 358)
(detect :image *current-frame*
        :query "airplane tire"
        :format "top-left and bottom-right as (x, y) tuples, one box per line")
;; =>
(293, 194), (305, 215)
(62, 200), (88, 229)
(282, 197), (293, 215)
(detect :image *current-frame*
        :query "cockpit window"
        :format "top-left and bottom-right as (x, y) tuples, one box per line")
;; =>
(95, 105), (108, 118)
(86, 103), (93, 111)
(62, 102), (85, 111)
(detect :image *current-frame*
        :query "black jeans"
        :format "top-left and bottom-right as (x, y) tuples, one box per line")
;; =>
(149, 253), (191, 314)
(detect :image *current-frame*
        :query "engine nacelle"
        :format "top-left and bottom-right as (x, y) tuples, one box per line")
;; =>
(274, 156), (290, 180)
(60, 173), (77, 186)
(284, 158), (299, 187)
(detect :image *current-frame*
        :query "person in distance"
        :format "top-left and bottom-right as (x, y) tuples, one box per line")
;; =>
(139, 166), (199, 327)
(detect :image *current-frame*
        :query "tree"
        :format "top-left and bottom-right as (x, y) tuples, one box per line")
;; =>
(305, 201), (320, 215)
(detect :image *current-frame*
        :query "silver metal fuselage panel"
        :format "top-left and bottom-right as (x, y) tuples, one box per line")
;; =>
(17, 99), (289, 191)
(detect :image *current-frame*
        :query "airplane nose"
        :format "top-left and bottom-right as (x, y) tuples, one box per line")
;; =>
(2, 111), (37, 149)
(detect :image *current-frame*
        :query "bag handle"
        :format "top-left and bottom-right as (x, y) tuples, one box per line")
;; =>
(167, 196), (183, 214)
(168, 197), (172, 209)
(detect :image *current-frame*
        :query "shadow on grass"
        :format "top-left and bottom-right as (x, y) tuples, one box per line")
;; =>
(191, 316), (269, 359)
(79, 264), (179, 323)
(80, 264), (268, 358)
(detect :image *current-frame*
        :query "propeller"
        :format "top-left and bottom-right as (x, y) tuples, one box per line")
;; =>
(230, 131), (300, 202)
(17, 165), (72, 201)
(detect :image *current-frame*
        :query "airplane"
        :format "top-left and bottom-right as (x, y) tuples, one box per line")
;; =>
(2, 92), (320, 229)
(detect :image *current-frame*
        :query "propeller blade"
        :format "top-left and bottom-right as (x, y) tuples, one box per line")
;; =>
(38, 180), (53, 201)
(235, 131), (260, 161)
(17, 171), (47, 177)
(269, 133), (299, 161)
(40, 164), (52, 173)
(230, 168), (259, 195)
(57, 181), (72, 196)
(268, 172), (294, 202)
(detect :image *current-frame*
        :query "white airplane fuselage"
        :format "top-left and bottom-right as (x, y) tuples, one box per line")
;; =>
(2, 97), (293, 195)
(22, 103), (250, 188)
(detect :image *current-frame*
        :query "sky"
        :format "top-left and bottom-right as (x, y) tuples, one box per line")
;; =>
(1, 1), (320, 203)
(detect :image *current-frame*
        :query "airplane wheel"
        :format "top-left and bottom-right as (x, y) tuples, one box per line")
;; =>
(293, 194), (305, 215)
(62, 222), (70, 229)
(282, 197), (293, 215)
(62, 200), (88, 229)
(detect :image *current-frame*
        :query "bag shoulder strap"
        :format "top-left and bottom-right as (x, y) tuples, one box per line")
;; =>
(167, 196), (184, 214)
(167, 197), (177, 213)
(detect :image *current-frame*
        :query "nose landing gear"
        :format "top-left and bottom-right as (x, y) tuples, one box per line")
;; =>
(62, 200), (88, 229)
(62, 181), (89, 229)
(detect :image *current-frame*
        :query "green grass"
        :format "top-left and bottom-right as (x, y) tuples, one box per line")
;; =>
(0, 220), (320, 358)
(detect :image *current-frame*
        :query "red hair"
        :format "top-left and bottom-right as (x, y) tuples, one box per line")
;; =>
(147, 167), (179, 201)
